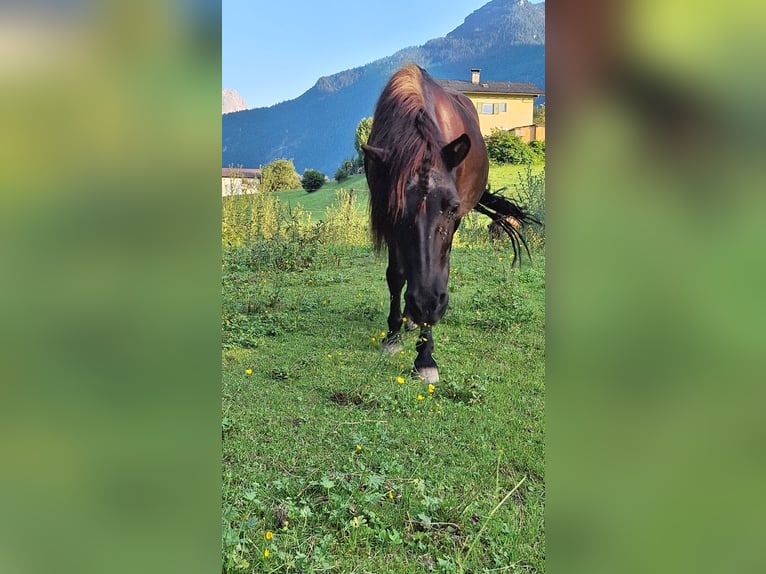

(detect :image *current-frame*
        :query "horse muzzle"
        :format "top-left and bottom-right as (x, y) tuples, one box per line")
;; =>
(404, 286), (449, 326)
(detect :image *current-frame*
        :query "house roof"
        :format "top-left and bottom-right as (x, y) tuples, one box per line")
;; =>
(222, 167), (261, 178)
(436, 79), (544, 96)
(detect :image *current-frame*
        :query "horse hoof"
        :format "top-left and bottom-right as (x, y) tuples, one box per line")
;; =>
(405, 320), (418, 331)
(413, 367), (439, 383)
(381, 340), (403, 355)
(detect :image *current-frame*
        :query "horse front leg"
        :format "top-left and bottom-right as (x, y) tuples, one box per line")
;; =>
(413, 324), (438, 383)
(382, 249), (405, 355)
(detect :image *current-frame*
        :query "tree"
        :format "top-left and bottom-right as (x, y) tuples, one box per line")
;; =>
(533, 103), (545, 126)
(301, 169), (325, 192)
(260, 158), (301, 192)
(334, 158), (356, 182)
(354, 117), (373, 162)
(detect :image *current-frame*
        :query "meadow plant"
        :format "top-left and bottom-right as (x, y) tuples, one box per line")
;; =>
(321, 188), (368, 245)
(222, 191), (285, 246)
(454, 165), (546, 253)
(511, 164), (546, 250)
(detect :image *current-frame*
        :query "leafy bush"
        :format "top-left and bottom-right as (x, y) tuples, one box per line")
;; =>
(485, 129), (536, 164)
(334, 158), (359, 182)
(260, 158), (301, 192)
(528, 140), (545, 162)
(301, 169), (326, 192)
(334, 167), (349, 183)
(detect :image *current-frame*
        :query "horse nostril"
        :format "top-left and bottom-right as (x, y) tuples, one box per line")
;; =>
(438, 291), (448, 305)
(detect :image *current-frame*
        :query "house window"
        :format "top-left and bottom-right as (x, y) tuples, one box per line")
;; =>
(477, 102), (508, 114)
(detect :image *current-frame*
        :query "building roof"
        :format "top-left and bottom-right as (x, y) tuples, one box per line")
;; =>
(436, 79), (544, 96)
(222, 167), (261, 178)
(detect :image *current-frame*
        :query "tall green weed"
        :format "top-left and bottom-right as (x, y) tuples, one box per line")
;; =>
(512, 164), (546, 250)
(321, 188), (368, 245)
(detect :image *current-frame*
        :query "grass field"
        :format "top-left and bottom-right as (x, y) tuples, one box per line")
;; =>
(273, 164), (544, 221)
(222, 162), (545, 572)
(274, 175), (369, 220)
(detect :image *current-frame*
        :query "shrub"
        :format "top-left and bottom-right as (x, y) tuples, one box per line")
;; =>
(528, 140), (545, 162)
(260, 158), (301, 192)
(334, 167), (349, 183)
(334, 158), (357, 182)
(301, 169), (326, 192)
(485, 129), (536, 164)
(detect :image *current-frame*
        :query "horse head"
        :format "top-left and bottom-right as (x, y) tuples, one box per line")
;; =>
(363, 132), (471, 326)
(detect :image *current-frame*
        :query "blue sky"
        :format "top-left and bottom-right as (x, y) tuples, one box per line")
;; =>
(223, 0), (543, 109)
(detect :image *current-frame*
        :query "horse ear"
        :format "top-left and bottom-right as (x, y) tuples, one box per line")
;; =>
(441, 134), (471, 170)
(361, 144), (389, 164)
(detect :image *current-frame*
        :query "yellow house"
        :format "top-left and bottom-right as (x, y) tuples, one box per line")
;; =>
(436, 69), (544, 142)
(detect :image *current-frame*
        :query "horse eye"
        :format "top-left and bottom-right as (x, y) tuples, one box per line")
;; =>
(442, 195), (460, 215)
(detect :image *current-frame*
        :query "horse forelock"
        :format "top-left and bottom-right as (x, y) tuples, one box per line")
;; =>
(368, 65), (447, 246)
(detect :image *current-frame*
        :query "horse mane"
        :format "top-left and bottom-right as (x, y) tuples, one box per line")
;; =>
(366, 64), (447, 251)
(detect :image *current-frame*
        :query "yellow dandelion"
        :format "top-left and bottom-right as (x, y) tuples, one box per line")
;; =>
(387, 490), (394, 500)
(380, 331), (386, 338)
(356, 444), (362, 451)
(428, 384), (435, 394)
(417, 394), (424, 401)
(245, 368), (253, 376)
(402, 317), (408, 323)
(327, 354), (332, 359)
(371, 337), (377, 343)
(265, 531), (273, 540)
(263, 549), (270, 559)
(396, 376), (405, 384)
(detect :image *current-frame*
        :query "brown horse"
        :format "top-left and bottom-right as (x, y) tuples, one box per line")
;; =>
(362, 64), (488, 383)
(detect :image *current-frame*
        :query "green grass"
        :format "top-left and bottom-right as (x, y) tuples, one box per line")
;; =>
(273, 163), (544, 221)
(222, 241), (545, 572)
(275, 174), (369, 220)
(487, 163), (545, 196)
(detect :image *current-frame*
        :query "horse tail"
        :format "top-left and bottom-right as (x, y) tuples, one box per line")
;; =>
(473, 187), (541, 267)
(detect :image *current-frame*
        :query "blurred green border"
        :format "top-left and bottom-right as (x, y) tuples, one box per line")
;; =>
(1, 2), (222, 573)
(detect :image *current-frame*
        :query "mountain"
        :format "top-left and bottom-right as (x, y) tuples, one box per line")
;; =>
(222, 0), (544, 175)
(222, 89), (248, 114)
